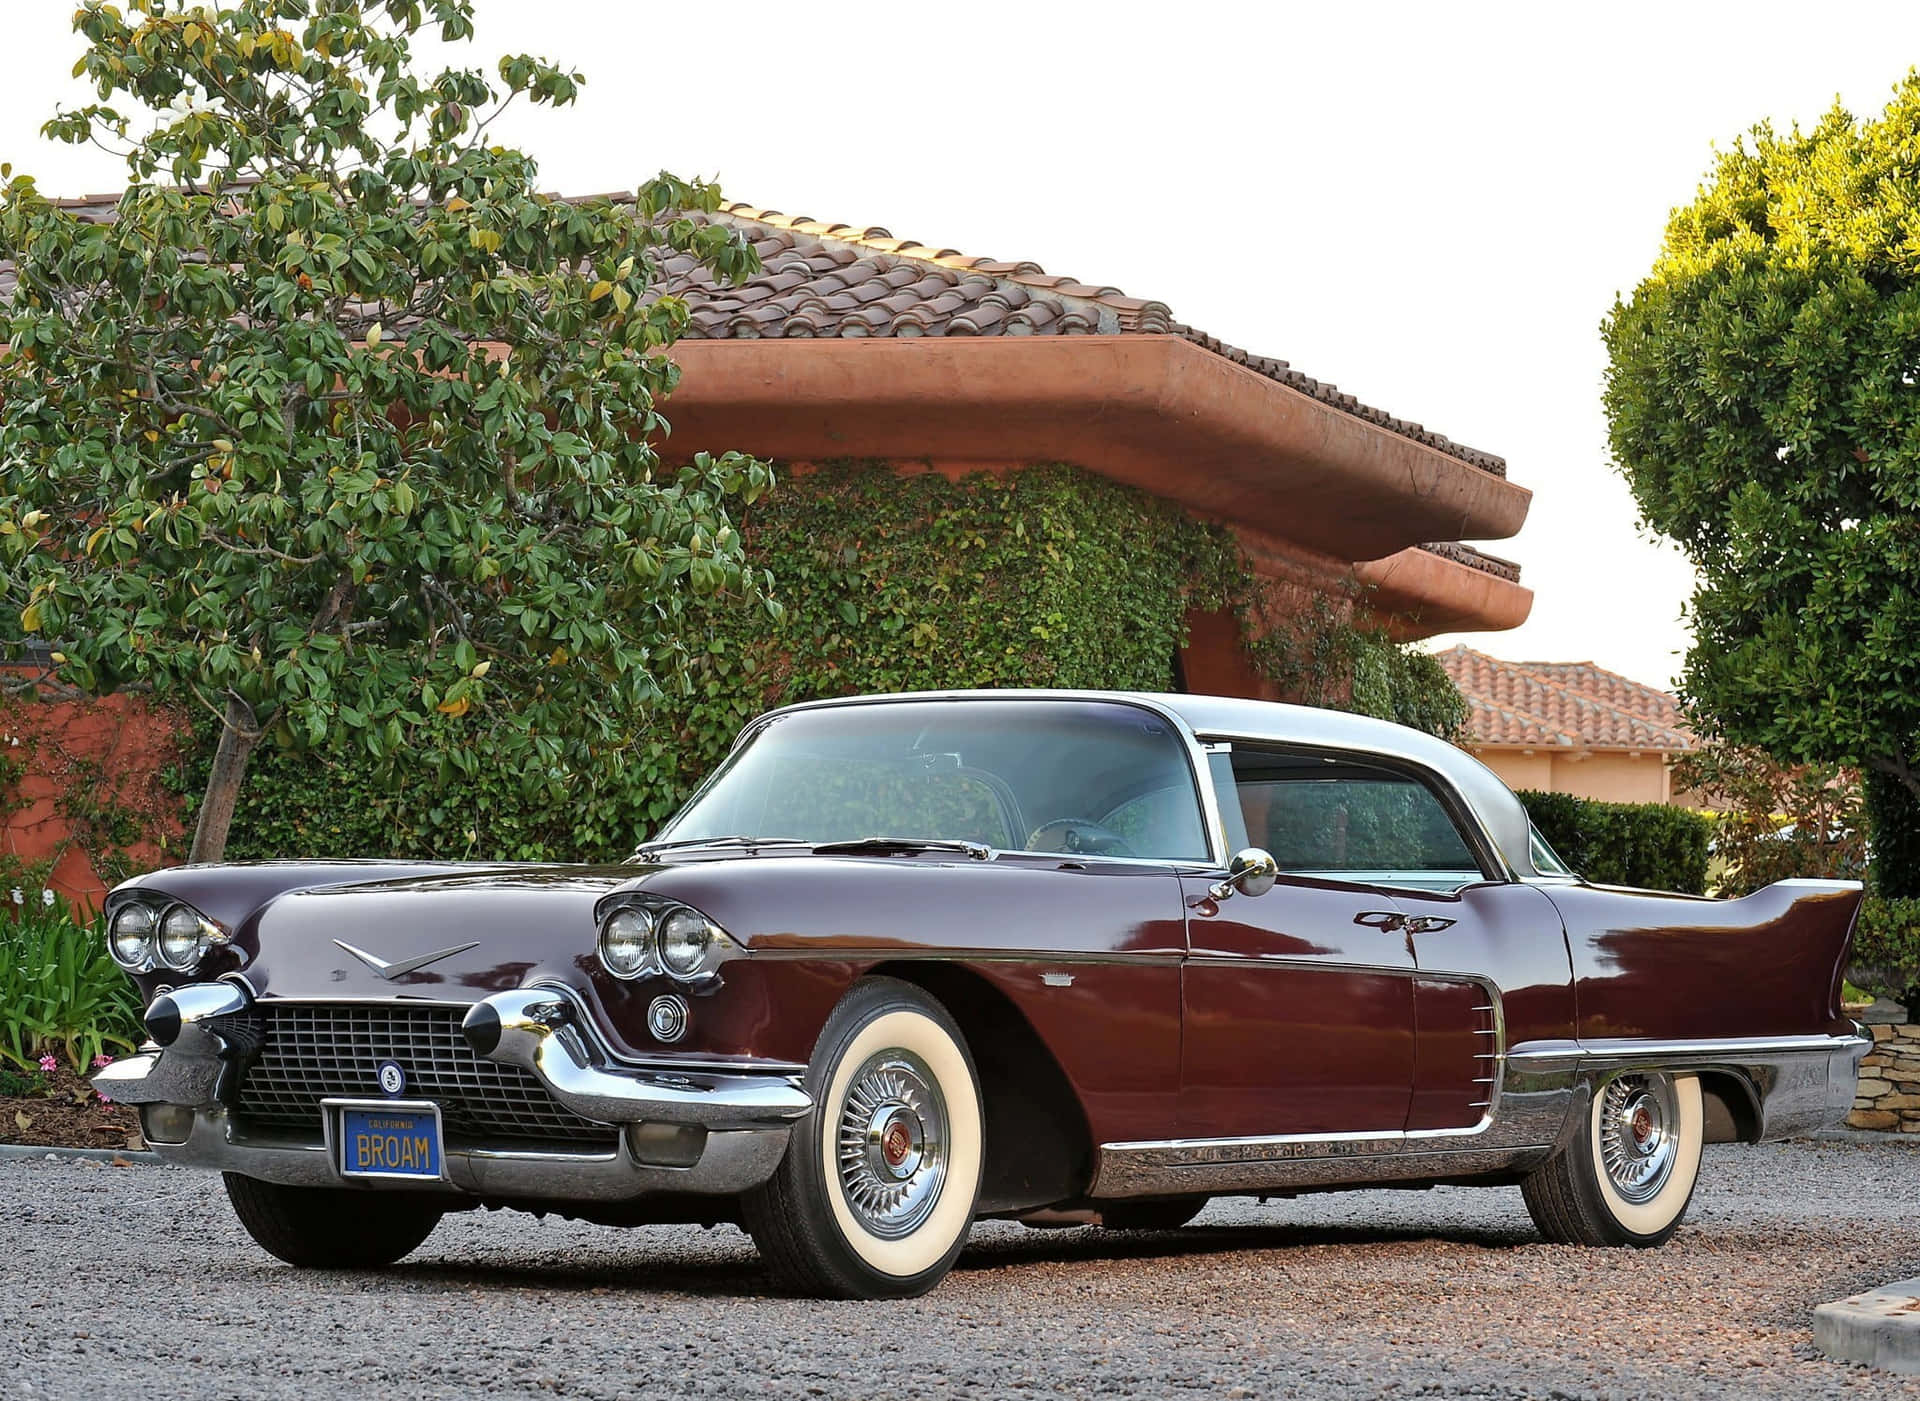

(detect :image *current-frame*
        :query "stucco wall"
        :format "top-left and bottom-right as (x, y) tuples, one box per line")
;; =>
(0, 687), (184, 907)
(1468, 746), (1675, 805)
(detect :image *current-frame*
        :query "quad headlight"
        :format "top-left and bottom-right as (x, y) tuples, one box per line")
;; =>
(596, 900), (731, 985)
(598, 907), (655, 978)
(108, 898), (225, 974)
(658, 908), (715, 978)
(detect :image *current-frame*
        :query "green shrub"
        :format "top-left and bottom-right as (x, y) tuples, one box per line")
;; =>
(1851, 896), (1920, 1008)
(0, 891), (143, 1071)
(1517, 790), (1712, 895)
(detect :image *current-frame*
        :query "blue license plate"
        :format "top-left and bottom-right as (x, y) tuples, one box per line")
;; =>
(338, 1106), (443, 1179)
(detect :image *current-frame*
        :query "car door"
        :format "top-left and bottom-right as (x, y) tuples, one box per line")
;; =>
(1177, 745), (1432, 1139)
(1391, 880), (1578, 1131)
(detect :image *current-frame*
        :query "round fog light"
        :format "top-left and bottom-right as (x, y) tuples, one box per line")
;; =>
(647, 994), (689, 1043)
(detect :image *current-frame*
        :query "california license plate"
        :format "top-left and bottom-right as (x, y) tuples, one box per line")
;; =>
(336, 1104), (444, 1180)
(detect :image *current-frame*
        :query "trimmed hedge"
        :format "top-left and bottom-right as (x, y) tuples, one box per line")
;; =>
(1516, 790), (1711, 895)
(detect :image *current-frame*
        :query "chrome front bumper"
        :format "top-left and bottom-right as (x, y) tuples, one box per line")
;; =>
(93, 982), (812, 1203)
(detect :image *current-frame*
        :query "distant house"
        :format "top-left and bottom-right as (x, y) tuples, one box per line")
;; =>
(1436, 646), (1696, 806)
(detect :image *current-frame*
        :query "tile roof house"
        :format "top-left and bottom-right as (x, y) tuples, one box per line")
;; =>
(1437, 646), (1696, 805)
(15, 191), (1536, 698)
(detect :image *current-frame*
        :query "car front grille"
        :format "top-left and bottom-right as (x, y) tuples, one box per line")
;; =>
(233, 1002), (618, 1148)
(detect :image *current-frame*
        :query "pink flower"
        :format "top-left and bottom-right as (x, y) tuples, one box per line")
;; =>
(95, 1090), (113, 1105)
(37, 1053), (57, 1074)
(92, 1054), (112, 1069)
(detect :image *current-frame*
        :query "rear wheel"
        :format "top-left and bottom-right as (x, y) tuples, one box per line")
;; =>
(223, 1173), (444, 1268)
(743, 978), (984, 1298)
(1522, 1071), (1703, 1247)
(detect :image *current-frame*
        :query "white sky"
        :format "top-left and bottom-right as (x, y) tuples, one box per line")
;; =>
(4, 0), (1917, 692)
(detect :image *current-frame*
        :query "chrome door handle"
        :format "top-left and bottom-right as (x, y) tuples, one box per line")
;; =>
(1405, 916), (1456, 934)
(1353, 911), (1405, 932)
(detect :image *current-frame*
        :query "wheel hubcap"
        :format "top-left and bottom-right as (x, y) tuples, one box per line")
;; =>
(836, 1050), (947, 1237)
(1598, 1073), (1678, 1203)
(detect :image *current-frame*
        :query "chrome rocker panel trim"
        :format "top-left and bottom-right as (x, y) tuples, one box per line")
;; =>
(93, 981), (813, 1203)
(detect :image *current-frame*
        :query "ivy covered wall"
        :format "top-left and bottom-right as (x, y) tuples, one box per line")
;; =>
(186, 463), (1466, 863)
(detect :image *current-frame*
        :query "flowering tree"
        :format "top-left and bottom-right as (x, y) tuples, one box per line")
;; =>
(0, 0), (774, 861)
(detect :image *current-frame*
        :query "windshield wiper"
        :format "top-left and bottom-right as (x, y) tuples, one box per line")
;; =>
(810, 837), (993, 861)
(627, 835), (810, 863)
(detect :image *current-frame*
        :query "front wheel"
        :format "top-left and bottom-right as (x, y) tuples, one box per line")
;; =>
(1521, 1071), (1703, 1247)
(742, 977), (984, 1298)
(223, 1173), (444, 1267)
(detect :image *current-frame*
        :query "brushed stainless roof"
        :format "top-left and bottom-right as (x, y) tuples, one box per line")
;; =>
(755, 689), (1540, 879)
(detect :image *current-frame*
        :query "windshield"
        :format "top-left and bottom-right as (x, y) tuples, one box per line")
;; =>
(657, 698), (1211, 861)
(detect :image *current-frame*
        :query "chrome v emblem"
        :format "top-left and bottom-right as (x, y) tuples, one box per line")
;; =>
(332, 938), (480, 981)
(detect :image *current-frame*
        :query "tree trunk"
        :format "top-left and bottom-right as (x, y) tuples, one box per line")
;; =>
(190, 696), (261, 864)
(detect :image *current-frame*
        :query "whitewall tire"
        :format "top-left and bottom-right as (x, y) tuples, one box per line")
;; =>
(743, 978), (983, 1298)
(1522, 1071), (1704, 1247)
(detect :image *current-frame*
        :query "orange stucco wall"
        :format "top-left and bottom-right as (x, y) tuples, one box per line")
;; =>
(1466, 745), (1677, 805)
(0, 686), (185, 908)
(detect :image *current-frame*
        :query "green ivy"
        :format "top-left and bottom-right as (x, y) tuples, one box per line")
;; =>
(195, 464), (1465, 862)
(1517, 789), (1712, 895)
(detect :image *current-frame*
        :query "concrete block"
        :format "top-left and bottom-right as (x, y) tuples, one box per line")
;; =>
(1815, 1277), (1920, 1373)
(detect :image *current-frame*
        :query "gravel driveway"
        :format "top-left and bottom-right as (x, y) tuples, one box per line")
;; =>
(11, 1140), (1919, 1399)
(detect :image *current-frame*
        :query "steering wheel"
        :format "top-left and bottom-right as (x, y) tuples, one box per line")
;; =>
(1024, 818), (1136, 858)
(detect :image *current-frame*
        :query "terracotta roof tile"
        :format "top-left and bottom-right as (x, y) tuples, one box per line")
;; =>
(4, 190), (1506, 477)
(1436, 646), (1694, 754)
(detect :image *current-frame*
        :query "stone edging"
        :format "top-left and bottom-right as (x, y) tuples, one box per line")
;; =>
(1815, 1276), (1920, 1373)
(0, 1143), (159, 1164)
(1849, 1022), (1920, 1133)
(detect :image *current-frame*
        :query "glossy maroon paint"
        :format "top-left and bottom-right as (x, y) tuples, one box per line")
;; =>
(112, 846), (1861, 1162)
(1393, 882), (1578, 1127)
(1540, 881), (1861, 1042)
(1179, 873), (1416, 1138)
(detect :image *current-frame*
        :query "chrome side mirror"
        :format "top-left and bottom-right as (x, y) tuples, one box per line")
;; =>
(1209, 847), (1279, 901)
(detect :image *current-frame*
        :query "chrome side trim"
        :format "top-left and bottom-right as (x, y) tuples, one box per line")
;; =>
(1505, 1031), (1871, 1142)
(1506, 1032), (1869, 1071)
(149, 1108), (789, 1202)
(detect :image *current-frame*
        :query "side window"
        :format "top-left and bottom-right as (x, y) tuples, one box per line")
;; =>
(1227, 749), (1485, 891)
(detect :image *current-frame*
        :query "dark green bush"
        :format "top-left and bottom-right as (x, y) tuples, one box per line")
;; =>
(1517, 790), (1712, 895)
(1852, 895), (1920, 1007)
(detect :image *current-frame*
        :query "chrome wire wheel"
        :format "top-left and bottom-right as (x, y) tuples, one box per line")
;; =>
(1597, 1073), (1680, 1204)
(834, 1048), (949, 1238)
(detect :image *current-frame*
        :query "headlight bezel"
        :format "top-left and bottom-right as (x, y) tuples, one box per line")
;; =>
(596, 897), (736, 987)
(107, 896), (226, 975)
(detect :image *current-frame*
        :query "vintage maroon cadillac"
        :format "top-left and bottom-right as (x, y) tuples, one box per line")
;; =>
(94, 691), (1868, 1297)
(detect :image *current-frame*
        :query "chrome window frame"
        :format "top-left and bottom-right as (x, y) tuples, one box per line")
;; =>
(1204, 738), (1508, 889)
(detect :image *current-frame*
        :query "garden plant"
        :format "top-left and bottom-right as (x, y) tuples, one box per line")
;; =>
(0, 0), (775, 864)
